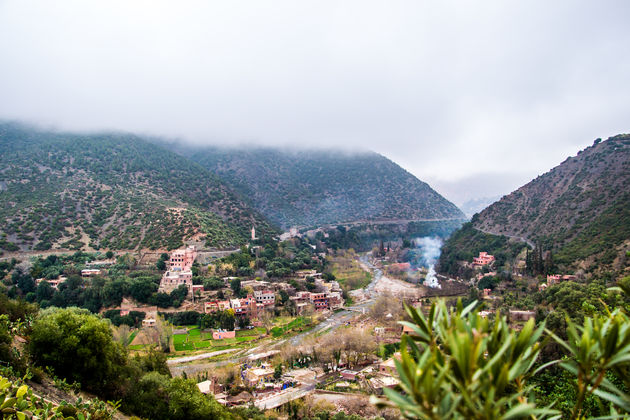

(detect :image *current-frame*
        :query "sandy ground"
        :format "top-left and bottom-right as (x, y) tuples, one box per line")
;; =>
(372, 274), (423, 299)
(312, 390), (368, 405)
(166, 348), (238, 365)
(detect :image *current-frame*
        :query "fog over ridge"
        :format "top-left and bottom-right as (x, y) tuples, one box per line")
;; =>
(1, 0), (629, 204)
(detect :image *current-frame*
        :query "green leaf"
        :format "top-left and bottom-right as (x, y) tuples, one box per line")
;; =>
(16, 385), (27, 400)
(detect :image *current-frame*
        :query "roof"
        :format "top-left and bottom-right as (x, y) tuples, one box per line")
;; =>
(249, 368), (274, 376)
(370, 375), (400, 388)
(227, 391), (253, 403)
(380, 358), (397, 369)
(247, 350), (280, 361)
(197, 380), (213, 394)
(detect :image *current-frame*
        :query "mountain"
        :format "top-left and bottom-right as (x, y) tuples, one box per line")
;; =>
(440, 135), (630, 273)
(458, 195), (502, 218)
(183, 146), (464, 228)
(0, 123), (275, 252)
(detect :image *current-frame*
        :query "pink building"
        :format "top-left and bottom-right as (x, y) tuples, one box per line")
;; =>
(205, 301), (219, 313)
(203, 300), (231, 313)
(309, 293), (329, 310)
(340, 370), (359, 381)
(388, 262), (411, 272)
(547, 274), (577, 285)
(230, 296), (259, 318)
(36, 277), (67, 290)
(81, 269), (102, 277)
(169, 246), (197, 272)
(158, 246), (198, 295)
(158, 270), (193, 294)
(473, 252), (495, 267)
(212, 330), (236, 340)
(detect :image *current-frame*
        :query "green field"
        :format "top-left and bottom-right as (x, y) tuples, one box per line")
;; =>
(328, 250), (372, 291)
(270, 316), (312, 338)
(168, 317), (314, 352)
(127, 330), (139, 346)
(171, 326), (266, 352)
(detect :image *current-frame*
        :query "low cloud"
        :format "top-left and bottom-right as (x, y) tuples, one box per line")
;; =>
(1, 1), (628, 202)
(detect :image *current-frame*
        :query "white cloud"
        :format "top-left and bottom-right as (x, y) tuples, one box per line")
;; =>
(1, 0), (629, 203)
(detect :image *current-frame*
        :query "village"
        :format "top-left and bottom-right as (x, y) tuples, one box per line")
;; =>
(15, 222), (585, 416)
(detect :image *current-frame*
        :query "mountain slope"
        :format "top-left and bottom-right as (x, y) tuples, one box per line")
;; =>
(0, 123), (275, 252)
(185, 146), (464, 228)
(441, 135), (630, 272)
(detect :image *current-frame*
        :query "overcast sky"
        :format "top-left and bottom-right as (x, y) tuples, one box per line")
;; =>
(1, 1), (629, 205)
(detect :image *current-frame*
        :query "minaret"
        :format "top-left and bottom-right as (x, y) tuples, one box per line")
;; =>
(251, 225), (256, 240)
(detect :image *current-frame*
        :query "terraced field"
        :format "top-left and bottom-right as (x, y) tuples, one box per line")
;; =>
(172, 326), (265, 351)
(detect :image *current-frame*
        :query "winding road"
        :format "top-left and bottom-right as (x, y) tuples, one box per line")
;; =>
(473, 226), (535, 248)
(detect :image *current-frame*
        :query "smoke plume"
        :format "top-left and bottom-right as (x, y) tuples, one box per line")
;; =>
(415, 236), (443, 289)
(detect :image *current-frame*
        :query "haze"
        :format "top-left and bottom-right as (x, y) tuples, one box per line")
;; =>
(1, 1), (629, 205)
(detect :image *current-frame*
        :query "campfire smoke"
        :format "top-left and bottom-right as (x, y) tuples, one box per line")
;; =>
(415, 236), (442, 289)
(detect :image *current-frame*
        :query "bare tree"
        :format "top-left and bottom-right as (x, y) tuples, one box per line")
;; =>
(369, 293), (404, 327)
(259, 309), (274, 335)
(114, 324), (132, 347)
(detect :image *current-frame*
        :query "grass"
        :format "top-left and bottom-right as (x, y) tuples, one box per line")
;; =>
(174, 342), (195, 351)
(169, 325), (266, 352)
(270, 317), (311, 338)
(167, 318), (312, 353)
(173, 334), (188, 344)
(127, 330), (139, 346)
(328, 250), (372, 291)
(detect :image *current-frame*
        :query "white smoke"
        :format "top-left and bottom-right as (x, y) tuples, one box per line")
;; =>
(416, 237), (443, 289)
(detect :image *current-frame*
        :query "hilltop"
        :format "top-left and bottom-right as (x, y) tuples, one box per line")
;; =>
(0, 123), (276, 252)
(183, 146), (464, 228)
(440, 135), (630, 274)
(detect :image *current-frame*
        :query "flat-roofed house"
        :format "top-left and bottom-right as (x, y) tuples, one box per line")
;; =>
(473, 252), (495, 267)
(81, 269), (102, 277)
(254, 290), (275, 306)
(158, 246), (197, 296)
(244, 367), (275, 387)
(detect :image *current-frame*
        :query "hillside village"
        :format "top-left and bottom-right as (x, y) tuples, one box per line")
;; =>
(5, 198), (629, 419)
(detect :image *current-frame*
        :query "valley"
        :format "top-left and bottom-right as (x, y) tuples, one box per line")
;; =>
(0, 129), (629, 420)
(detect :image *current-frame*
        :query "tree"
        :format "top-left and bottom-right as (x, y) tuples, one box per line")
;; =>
(102, 278), (128, 307)
(274, 364), (283, 380)
(13, 268), (35, 294)
(376, 300), (556, 419)
(238, 316), (250, 329)
(29, 307), (127, 395)
(114, 324), (132, 347)
(35, 280), (54, 302)
(170, 284), (189, 307)
(259, 309), (274, 335)
(547, 285), (630, 419)
(152, 292), (173, 308)
(477, 275), (497, 290)
(0, 375), (116, 420)
(279, 289), (289, 305)
(230, 278), (242, 297)
(219, 310), (235, 330)
(129, 277), (158, 303)
(203, 276), (223, 290)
